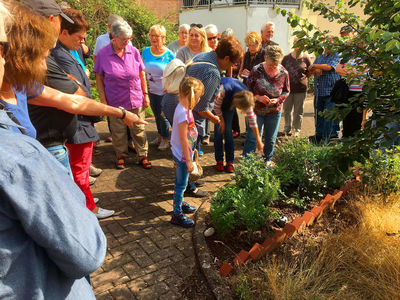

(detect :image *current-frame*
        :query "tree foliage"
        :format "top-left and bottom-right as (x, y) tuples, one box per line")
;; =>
(277, 0), (400, 163)
(62, 0), (177, 51)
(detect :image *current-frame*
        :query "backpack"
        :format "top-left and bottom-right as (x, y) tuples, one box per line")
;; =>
(331, 78), (349, 104)
(162, 58), (217, 94)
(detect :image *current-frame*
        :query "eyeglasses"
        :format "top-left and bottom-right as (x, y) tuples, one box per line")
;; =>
(207, 36), (218, 41)
(117, 36), (132, 44)
(0, 41), (9, 58)
(190, 23), (203, 28)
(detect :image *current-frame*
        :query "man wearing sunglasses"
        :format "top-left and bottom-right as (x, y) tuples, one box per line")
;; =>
(205, 24), (218, 51)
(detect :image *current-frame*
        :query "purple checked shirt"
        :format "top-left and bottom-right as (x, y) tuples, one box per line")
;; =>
(94, 43), (144, 110)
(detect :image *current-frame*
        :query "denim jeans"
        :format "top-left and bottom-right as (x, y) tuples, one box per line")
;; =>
(46, 144), (72, 177)
(173, 156), (189, 215)
(149, 93), (170, 138)
(214, 109), (235, 163)
(243, 113), (281, 161)
(314, 95), (340, 140)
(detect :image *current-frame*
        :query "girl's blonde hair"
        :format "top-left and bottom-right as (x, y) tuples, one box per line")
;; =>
(232, 90), (255, 112)
(187, 26), (209, 52)
(179, 76), (204, 110)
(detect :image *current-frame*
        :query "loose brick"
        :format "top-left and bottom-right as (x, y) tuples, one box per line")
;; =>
(283, 223), (297, 238)
(330, 190), (343, 210)
(291, 217), (305, 234)
(219, 262), (234, 277)
(302, 211), (315, 226)
(233, 250), (250, 267)
(261, 237), (274, 252)
(321, 194), (334, 205)
(249, 243), (264, 260)
(272, 230), (287, 246)
(311, 206), (323, 219)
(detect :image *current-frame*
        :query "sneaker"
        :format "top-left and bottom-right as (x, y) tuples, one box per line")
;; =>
(198, 149), (204, 156)
(182, 202), (197, 214)
(95, 207), (115, 219)
(90, 165), (103, 177)
(89, 176), (96, 185)
(294, 132), (300, 138)
(225, 162), (235, 173)
(150, 136), (161, 146)
(128, 143), (136, 153)
(170, 213), (194, 228)
(184, 188), (208, 198)
(94, 197), (99, 204)
(266, 161), (276, 168)
(216, 161), (224, 172)
(232, 131), (239, 138)
(158, 139), (170, 150)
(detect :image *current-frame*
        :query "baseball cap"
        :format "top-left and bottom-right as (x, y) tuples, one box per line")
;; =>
(22, 0), (74, 24)
(340, 25), (353, 34)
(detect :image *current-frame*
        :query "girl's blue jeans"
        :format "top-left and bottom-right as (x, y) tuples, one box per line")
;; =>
(243, 112), (281, 161)
(173, 156), (189, 215)
(149, 93), (170, 139)
(214, 109), (235, 163)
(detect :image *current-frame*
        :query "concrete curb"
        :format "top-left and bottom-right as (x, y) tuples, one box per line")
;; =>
(192, 199), (234, 300)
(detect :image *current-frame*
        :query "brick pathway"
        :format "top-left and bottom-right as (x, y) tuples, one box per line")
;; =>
(91, 97), (315, 299)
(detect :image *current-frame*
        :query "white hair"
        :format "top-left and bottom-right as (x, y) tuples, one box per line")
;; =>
(261, 22), (275, 32)
(108, 14), (123, 26)
(179, 24), (190, 31)
(221, 28), (234, 38)
(111, 20), (132, 38)
(204, 24), (218, 35)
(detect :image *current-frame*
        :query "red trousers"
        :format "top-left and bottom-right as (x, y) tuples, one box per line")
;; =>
(66, 142), (96, 211)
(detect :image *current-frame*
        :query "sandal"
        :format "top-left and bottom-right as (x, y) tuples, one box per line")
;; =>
(139, 156), (152, 169)
(116, 156), (125, 169)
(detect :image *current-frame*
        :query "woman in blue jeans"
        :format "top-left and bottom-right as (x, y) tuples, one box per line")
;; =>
(243, 45), (290, 161)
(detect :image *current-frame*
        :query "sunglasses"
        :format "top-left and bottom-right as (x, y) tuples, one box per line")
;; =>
(190, 23), (203, 28)
(207, 36), (217, 41)
(0, 41), (9, 58)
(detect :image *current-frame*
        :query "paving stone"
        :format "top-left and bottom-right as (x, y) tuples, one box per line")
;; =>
(95, 291), (113, 300)
(102, 252), (134, 272)
(109, 285), (136, 299)
(92, 267), (128, 289)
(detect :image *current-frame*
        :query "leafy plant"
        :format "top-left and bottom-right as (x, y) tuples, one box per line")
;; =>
(355, 146), (400, 198)
(210, 153), (280, 236)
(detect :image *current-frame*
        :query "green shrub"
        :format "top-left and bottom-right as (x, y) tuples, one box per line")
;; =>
(210, 153), (280, 236)
(272, 139), (349, 208)
(355, 147), (400, 198)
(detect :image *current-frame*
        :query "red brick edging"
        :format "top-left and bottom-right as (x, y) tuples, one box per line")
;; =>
(218, 178), (361, 277)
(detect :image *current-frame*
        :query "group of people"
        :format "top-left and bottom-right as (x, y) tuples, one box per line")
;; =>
(1, 0), (389, 297)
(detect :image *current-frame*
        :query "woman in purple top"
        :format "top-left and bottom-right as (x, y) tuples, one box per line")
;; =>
(243, 45), (290, 161)
(95, 20), (152, 170)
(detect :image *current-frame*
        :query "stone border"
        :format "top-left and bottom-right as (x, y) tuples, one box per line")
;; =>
(192, 176), (361, 297)
(192, 199), (234, 300)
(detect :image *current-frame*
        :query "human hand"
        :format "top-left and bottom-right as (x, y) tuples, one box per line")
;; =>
(211, 114), (220, 124)
(186, 161), (194, 173)
(143, 94), (150, 108)
(258, 95), (271, 104)
(257, 141), (264, 156)
(241, 69), (250, 77)
(315, 69), (323, 76)
(124, 111), (148, 127)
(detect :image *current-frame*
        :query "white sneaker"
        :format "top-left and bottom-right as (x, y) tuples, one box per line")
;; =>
(294, 132), (300, 138)
(150, 136), (161, 146)
(94, 197), (99, 204)
(95, 207), (115, 219)
(158, 139), (170, 150)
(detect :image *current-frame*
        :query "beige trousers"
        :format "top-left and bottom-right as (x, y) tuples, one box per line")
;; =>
(110, 107), (148, 161)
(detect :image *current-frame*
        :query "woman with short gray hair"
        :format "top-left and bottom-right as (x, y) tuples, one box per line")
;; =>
(205, 24), (218, 50)
(94, 20), (152, 169)
(168, 24), (190, 55)
(243, 45), (290, 162)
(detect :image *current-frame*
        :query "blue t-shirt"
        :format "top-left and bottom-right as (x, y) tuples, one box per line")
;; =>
(142, 47), (175, 96)
(0, 86), (43, 138)
(220, 77), (249, 111)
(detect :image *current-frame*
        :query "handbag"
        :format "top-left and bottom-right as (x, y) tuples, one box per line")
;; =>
(188, 149), (203, 182)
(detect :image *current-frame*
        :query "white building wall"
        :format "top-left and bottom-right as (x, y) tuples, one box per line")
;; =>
(179, 5), (300, 55)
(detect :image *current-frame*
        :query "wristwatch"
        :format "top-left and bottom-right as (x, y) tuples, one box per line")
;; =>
(118, 106), (126, 119)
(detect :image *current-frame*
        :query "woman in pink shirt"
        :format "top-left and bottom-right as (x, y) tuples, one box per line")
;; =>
(95, 20), (151, 169)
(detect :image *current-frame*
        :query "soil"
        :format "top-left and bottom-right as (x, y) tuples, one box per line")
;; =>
(204, 191), (358, 274)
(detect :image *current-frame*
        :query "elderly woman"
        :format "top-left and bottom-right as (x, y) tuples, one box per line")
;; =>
(239, 31), (265, 84)
(167, 23), (190, 55)
(205, 24), (218, 51)
(281, 37), (312, 137)
(243, 45), (290, 162)
(95, 20), (152, 169)
(176, 24), (209, 63)
(142, 24), (175, 150)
